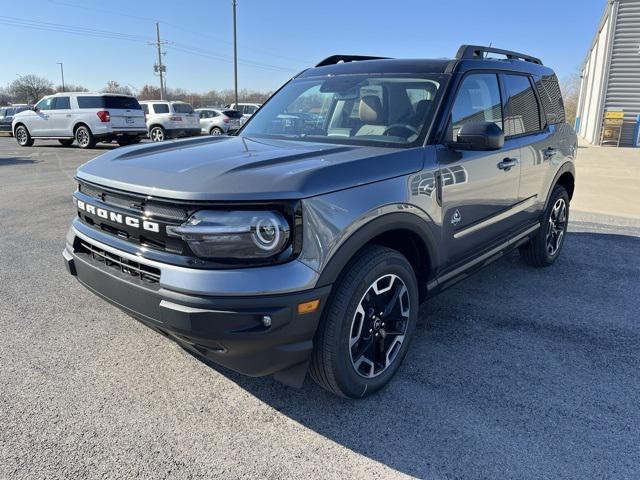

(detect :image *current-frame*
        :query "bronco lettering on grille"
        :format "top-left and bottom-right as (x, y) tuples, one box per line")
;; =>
(77, 199), (161, 233)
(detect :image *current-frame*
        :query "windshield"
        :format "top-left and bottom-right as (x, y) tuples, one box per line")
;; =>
(241, 74), (444, 147)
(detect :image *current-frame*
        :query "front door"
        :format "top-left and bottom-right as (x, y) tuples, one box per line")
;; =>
(436, 73), (522, 268)
(30, 97), (56, 136)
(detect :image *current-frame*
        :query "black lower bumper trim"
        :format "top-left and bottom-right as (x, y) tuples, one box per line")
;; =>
(66, 250), (330, 379)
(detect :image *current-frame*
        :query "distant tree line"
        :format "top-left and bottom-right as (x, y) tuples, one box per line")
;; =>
(0, 74), (273, 108)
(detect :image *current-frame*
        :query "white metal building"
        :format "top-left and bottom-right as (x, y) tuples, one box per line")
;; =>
(577, 0), (640, 146)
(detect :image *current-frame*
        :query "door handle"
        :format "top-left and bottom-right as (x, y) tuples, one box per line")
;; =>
(543, 147), (558, 160)
(497, 158), (518, 171)
(66, 114), (72, 117)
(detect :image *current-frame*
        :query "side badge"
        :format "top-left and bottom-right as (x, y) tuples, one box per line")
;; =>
(451, 209), (462, 227)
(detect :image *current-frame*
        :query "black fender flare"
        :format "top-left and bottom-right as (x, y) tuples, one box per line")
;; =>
(544, 161), (575, 210)
(315, 211), (439, 288)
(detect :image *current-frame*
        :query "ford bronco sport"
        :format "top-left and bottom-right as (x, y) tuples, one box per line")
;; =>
(64, 45), (576, 398)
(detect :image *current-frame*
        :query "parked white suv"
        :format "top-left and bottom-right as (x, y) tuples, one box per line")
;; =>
(139, 101), (200, 142)
(12, 93), (147, 148)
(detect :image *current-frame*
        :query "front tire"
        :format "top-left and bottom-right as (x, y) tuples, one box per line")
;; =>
(310, 245), (419, 398)
(519, 185), (569, 267)
(75, 125), (96, 149)
(149, 126), (165, 142)
(15, 125), (34, 147)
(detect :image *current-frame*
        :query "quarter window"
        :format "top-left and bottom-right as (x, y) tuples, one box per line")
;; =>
(152, 103), (170, 114)
(503, 75), (541, 136)
(448, 73), (503, 142)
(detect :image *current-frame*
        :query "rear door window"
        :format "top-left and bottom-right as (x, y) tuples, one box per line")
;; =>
(535, 74), (565, 125)
(54, 97), (71, 110)
(152, 103), (170, 114)
(503, 75), (541, 136)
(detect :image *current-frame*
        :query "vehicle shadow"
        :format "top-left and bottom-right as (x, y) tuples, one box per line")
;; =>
(188, 231), (640, 478)
(0, 157), (41, 166)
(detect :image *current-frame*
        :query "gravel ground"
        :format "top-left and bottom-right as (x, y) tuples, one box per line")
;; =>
(1, 138), (639, 479)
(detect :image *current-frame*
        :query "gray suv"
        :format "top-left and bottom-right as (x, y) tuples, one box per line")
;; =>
(63, 46), (576, 398)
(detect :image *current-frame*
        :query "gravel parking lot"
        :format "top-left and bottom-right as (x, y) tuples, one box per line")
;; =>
(1, 137), (639, 479)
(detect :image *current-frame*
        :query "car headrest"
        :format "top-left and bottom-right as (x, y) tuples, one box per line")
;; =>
(359, 95), (383, 124)
(415, 99), (430, 118)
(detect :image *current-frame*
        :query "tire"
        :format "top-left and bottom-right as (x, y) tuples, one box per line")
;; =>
(310, 245), (419, 398)
(519, 185), (569, 267)
(209, 127), (223, 136)
(15, 125), (34, 147)
(74, 125), (96, 149)
(149, 126), (165, 142)
(58, 139), (74, 147)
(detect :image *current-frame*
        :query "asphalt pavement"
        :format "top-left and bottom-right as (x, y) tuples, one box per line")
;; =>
(1, 137), (639, 479)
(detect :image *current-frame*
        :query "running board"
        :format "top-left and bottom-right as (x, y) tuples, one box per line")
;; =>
(427, 223), (540, 295)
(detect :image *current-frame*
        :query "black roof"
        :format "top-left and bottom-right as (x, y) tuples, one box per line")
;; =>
(297, 46), (555, 79)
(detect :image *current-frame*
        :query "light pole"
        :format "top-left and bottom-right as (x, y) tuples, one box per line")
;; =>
(232, 0), (238, 107)
(57, 62), (65, 92)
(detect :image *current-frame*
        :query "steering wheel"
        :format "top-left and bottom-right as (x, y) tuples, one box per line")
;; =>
(382, 124), (420, 138)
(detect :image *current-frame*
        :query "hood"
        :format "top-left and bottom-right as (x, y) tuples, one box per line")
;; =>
(76, 135), (424, 201)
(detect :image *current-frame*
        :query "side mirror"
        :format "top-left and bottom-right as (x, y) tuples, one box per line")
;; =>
(32, 106), (39, 112)
(452, 121), (504, 151)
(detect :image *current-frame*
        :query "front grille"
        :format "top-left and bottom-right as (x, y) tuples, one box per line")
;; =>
(79, 181), (189, 221)
(76, 240), (161, 284)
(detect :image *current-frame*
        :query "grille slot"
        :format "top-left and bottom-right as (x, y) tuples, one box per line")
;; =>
(76, 240), (161, 284)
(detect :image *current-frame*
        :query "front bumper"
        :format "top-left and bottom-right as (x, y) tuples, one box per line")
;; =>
(63, 227), (330, 383)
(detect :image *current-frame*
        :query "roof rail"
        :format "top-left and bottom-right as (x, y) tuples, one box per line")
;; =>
(456, 45), (542, 65)
(315, 55), (391, 67)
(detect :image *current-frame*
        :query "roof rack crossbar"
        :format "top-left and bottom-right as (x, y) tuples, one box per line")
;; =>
(315, 55), (391, 67)
(456, 45), (542, 65)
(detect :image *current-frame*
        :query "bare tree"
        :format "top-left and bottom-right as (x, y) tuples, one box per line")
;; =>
(138, 84), (162, 100)
(55, 84), (88, 93)
(8, 75), (54, 104)
(102, 80), (133, 95)
(561, 70), (581, 126)
(0, 87), (11, 106)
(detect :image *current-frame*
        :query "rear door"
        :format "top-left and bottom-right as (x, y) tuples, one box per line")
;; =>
(436, 72), (522, 267)
(501, 73), (557, 224)
(104, 96), (145, 130)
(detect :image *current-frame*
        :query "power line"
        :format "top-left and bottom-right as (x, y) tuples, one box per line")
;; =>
(46, 0), (309, 64)
(0, 15), (302, 74)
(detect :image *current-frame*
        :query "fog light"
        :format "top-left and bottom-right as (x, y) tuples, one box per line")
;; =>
(297, 299), (320, 315)
(262, 315), (272, 327)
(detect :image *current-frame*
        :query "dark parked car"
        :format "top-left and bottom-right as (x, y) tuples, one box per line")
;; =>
(64, 45), (576, 398)
(0, 104), (30, 134)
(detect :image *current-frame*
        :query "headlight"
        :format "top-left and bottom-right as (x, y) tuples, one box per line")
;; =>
(167, 210), (291, 260)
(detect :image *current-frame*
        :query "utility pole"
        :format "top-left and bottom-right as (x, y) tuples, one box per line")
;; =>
(232, 0), (238, 107)
(150, 22), (167, 100)
(57, 62), (65, 92)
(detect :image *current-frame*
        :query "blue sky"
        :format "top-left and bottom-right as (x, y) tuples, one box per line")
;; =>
(1, 0), (604, 93)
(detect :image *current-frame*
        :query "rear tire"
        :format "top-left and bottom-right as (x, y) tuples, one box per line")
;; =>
(58, 139), (74, 147)
(15, 125), (34, 147)
(310, 245), (419, 398)
(75, 125), (96, 149)
(519, 185), (569, 267)
(210, 127), (223, 136)
(149, 126), (165, 142)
